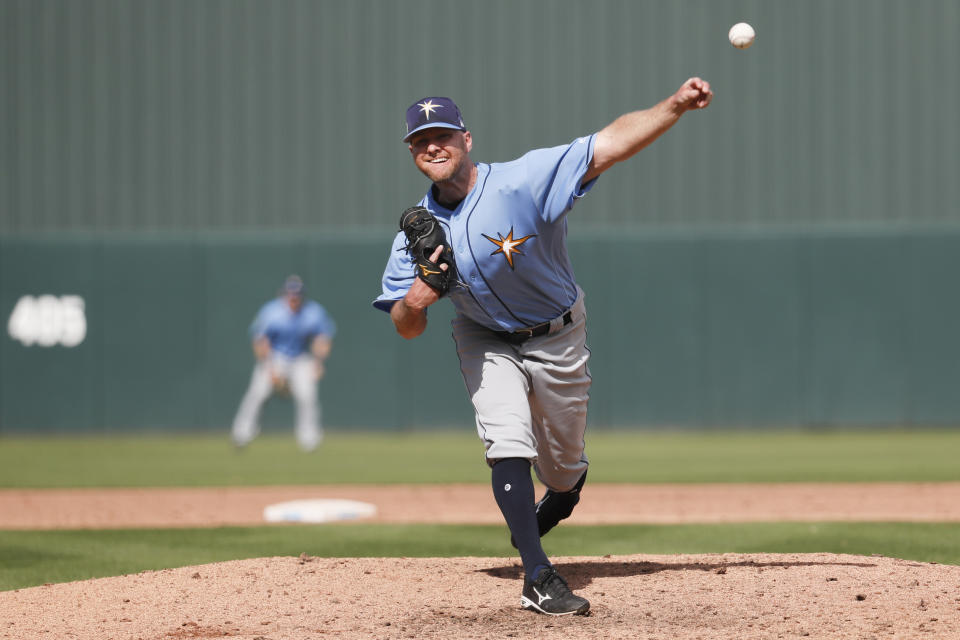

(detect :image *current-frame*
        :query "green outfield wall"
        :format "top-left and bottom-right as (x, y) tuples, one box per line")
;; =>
(2, 1), (959, 431)
(3, 229), (960, 433)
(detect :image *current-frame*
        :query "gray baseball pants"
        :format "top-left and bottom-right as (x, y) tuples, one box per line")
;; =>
(230, 353), (323, 451)
(452, 289), (590, 492)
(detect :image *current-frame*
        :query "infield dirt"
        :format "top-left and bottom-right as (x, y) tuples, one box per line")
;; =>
(3, 482), (960, 529)
(2, 484), (960, 639)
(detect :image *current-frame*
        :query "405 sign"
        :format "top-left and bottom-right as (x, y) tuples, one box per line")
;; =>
(6, 295), (87, 347)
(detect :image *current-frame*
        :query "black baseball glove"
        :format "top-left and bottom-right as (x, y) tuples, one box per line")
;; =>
(399, 206), (457, 295)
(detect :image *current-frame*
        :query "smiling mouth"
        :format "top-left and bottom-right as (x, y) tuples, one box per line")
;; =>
(429, 158), (448, 164)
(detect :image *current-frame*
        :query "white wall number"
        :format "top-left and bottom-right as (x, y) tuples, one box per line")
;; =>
(7, 295), (87, 347)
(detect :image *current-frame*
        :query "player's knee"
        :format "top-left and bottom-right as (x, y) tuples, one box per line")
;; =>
(487, 456), (535, 469)
(559, 491), (580, 517)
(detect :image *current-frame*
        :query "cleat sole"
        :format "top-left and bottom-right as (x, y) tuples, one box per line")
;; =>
(520, 596), (590, 616)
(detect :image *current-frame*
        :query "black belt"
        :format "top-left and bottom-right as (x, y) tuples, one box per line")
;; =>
(493, 310), (573, 344)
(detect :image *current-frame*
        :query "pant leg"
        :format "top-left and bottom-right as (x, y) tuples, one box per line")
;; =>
(521, 293), (591, 492)
(231, 362), (274, 447)
(452, 314), (537, 463)
(289, 355), (322, 451)
(453, 315), (553, 577)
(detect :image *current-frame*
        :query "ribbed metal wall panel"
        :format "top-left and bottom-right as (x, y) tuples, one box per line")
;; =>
(1, 0), (958, 232)
(6, 230), (960, 431)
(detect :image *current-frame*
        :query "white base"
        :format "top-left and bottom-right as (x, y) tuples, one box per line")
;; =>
(263, 498), (377, 523)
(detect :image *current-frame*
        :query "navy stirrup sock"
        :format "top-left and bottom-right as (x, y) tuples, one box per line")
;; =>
(491, 458), (550, 580)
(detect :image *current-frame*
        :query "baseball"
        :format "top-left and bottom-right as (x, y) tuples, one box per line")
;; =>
(728, 22), (755, 49)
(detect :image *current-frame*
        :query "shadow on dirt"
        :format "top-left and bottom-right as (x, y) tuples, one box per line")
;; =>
(478, 558), (879, 589)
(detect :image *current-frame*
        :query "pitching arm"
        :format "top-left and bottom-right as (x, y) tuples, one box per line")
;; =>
(582, 77), (713, 184)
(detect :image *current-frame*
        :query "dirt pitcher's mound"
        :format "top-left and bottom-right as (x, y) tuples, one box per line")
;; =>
(2, 554), (959, 639)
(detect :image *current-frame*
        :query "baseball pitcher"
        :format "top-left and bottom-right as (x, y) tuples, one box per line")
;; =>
(375, 81), (712, 615)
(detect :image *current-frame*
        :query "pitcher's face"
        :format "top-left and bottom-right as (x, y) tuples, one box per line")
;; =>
(408, 128), (473, 184)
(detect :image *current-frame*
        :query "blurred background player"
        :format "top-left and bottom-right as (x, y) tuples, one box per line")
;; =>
(231, 275), (336, 452)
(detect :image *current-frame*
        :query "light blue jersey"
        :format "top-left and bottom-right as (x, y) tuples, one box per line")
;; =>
(375, 134), (598, 332)
(251, 298), (336, 358)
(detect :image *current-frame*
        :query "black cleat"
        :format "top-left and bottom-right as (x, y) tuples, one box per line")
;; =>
(520, 567), (590, 616)
(511, 470), (587, 549)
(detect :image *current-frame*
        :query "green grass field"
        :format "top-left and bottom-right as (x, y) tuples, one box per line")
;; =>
(2, 429), (959, 487)
(2, 429), (959, 591)
(4, 522), (959, 592)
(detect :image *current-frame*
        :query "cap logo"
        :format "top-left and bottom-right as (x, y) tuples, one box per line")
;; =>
(418, 100), (442, 119)
(403, 96), (466, 142)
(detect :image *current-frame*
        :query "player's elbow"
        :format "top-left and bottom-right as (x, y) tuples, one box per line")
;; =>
(395, 323), (424, 340)
(391, 311), (425, 339)
(389, 299), (428, 339)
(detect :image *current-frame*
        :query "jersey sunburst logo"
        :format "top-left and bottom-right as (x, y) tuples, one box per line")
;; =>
(482, 227), (536, 270)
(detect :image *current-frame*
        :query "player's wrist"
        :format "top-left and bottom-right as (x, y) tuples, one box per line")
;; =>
(664, 93), (688, 117)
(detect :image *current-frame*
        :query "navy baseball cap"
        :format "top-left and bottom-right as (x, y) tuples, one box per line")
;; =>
(403, 97), (466, 142)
